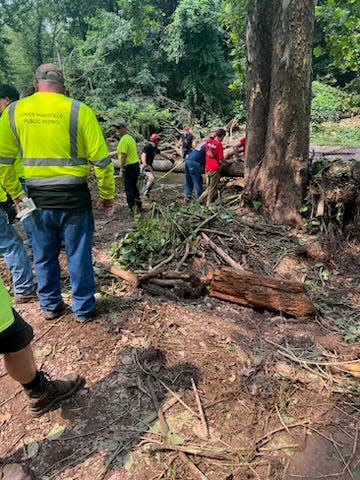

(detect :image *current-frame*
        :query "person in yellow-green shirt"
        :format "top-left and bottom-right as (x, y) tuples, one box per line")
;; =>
(0, 85), (35, 302)
(0, 64), (115, 322)
(0, 273), (84, 417)
(0, 84), (33, 248)
(116, 123), (142, 214)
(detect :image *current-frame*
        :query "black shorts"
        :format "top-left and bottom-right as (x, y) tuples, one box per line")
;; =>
(0, 309), (34, 354)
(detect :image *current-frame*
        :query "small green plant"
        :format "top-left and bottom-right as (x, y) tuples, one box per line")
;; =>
(311, 81), (346, 123)
(344, 325), (360, 344)
(252, 200), (262, 211)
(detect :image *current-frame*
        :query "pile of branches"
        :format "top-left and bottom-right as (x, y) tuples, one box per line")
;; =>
(304, 157), (360, 238)
(105, 198), (315, 318)
(108, 198), (242, 298)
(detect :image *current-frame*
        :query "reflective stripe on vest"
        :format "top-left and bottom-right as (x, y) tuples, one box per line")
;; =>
(0, 157), (16, 164)
(70, 100), (80, 158)
(9, 99), (83, 167)
(8, 102), (23, 158)
(92, 156), (112, 167)
(25, 175), (88, 187)
(23, 157), (88, 166)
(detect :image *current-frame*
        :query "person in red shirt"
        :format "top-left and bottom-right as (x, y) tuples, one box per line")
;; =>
(198, 128), (226, 206)
(238, 135), (246, 159)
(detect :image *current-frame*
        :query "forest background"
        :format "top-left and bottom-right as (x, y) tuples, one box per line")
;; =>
(0, 0), (359, 146)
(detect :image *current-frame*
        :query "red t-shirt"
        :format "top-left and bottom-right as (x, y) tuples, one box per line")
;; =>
(205, 138), (224, 173)
(239, 136), (246, 153)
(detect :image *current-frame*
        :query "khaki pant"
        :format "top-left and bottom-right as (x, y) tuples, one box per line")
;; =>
(198, 170), (220, 206)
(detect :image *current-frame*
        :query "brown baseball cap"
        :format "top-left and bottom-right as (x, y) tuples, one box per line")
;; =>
(35, 63), (64, 84)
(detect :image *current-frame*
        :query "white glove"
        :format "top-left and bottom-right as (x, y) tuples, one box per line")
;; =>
(16, 196), (37, 222)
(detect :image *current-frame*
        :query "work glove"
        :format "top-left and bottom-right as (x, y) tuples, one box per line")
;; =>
(119, 167), (125, 178)
(15, 195), (37, 222)
(99, 198), (115, 218)
(0, 197), (17, 224)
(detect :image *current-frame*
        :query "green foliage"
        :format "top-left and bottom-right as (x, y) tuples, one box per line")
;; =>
(164, 0), (234, 119)
(110, 203), (204, 269)
(310, 122), (360, 146)
(335, 317), (360, 343)
(100, 98), (171, 138)
(315, 0), (360, 76)
(221, 0), (247, 108)
(311, 81), (346, 122)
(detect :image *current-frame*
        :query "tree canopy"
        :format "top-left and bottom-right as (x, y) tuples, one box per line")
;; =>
(0, 0), (359, 134)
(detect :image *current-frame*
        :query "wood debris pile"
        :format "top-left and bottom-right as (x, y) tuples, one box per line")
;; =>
(304, 157), (360, 237)
(102, 197), (315, 318)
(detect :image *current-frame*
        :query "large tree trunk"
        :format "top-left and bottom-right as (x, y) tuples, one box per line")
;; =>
(245, 0), (315, 224)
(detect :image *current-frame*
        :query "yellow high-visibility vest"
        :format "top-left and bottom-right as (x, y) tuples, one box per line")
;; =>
(0, 185), (7, 203)
(0, 275), (14, 334)
(0, 92), (115, 200)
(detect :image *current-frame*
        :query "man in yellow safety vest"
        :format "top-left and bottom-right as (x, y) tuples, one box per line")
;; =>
(0, 64), (115, 322)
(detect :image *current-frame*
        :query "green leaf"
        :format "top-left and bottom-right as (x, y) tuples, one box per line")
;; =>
(47, 423), (66, 441)
(99, 438), (120, 451)
(34, 345), (53, 358)
(123, 453), (134, 470)
(353, 465), (360, 480)
(27, 441), (39, 459)
(166, 431), (185, 446)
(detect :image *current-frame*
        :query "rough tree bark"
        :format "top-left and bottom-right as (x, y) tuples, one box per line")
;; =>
(245, 0), (315, 224)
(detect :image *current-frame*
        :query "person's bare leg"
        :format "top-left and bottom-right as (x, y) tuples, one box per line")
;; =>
(3, 344), (36, 384)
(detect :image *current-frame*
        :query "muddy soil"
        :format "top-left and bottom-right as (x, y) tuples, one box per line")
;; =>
(0, 177), (359, 480)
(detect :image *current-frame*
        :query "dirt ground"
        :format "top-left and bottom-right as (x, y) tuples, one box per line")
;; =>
(0, 177), (359, 480)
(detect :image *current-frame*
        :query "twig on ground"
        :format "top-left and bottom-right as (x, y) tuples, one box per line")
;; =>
(256, 420), (311, 447)
(139, 254), (175, 284)
(191, 377), (210, 439)
(275, 404), (292, 437)
(0, 388), (22, 408)
(332, 436), (354, 479)
(194, 211), (221, 233)
(145, 377), (169, 436)
(3, 431), (25, 456)
(34, 323), (57, 343)
(156, 378), (200, 419)
(178, 451), (209, 480)
(264, 338), (360, 366)
(43, 446), (98, 479)
(143, 442), (236, 461)
(199, 228), (233, 238)
(201, 232), (243, 271)
(176, 241), (190, 271)
(307, 427), (344, 448)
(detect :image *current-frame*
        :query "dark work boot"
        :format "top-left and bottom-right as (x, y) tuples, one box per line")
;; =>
(24, 371), (85, 417)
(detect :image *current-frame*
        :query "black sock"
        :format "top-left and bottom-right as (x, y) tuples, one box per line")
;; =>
(22, 370), (41, 390)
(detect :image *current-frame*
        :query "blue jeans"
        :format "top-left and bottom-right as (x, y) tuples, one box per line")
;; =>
(31, 209), (95, 316)
(19, 178), (33, 249)
(0, 210), (34, 295)
(184, 160), (203, 199)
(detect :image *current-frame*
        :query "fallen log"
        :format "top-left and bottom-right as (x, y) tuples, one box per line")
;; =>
(103, 263), (138, 287)
(209, 267), (315, 317)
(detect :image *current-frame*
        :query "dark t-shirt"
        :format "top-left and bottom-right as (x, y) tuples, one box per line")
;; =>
(180, 133), (194, 158)
(142, 143), (160, 167)
(28, 184), (92, 210)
